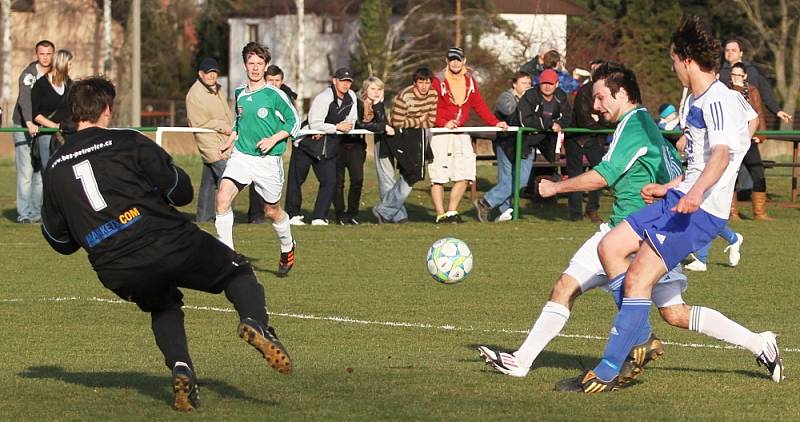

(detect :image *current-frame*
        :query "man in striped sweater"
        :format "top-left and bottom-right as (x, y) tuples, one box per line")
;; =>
(372, 68), (438, 223)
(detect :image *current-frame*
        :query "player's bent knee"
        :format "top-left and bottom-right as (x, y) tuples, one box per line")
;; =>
(264, 203), (283, 220)
(658, 304), (690, 328)
(550, 274), (581, 307)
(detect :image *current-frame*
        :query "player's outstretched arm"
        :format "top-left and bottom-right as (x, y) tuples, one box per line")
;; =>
(539, 170), (607, 198)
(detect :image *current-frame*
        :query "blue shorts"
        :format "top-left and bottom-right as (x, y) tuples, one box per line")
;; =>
(624, 189), (726, 271)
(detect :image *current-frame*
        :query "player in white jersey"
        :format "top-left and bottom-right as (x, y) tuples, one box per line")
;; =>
(557, 16), (783, 394)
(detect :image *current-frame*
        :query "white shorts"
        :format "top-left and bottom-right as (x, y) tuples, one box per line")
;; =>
(428, 133), (476, 183)
(564, 223), (688, 308)
(222, 147), (284, 204)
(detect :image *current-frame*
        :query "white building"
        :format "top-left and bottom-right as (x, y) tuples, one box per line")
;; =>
(479, 0), (588, 68)
(226, 0), (587, 104)
(227, 1), (359, 103)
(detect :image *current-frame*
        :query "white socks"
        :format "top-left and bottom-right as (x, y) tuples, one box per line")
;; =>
(689, 306), (765, 355)
(515, 301), (571, 369)
(215, 210), (235, 249)
(272, 210), (294, 253)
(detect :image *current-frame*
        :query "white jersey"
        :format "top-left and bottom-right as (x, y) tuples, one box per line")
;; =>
(677, 80), (757, 218)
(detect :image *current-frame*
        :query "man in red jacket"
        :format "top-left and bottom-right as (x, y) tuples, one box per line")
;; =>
(430, 47), (509, 223)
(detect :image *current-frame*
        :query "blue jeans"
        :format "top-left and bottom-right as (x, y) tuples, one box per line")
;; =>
(374, 141), (396, 199)
(484, 145), (533, 213)
(695, 225), (738, 263)
(13, 130), (42, 221)
(373, 141), (411, 222)
(36, 134), (52, 169)
(196, 160), (227, 222)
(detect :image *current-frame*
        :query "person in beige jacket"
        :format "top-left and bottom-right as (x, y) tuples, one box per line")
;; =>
(186, 58), (235, 222)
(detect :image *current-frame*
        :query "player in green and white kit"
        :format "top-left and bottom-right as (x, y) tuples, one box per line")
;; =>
(215, 42), (300, 277)
(479, 62), (773, 385)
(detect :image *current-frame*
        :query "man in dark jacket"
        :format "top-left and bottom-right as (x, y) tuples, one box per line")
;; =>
(284, 67), (358, 226)
(719, 39), (792, 123)
(565, 59), (614, 222)
(518, 69), (572, 198)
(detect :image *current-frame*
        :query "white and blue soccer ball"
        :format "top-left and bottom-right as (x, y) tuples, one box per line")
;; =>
(426, 237), (473, 284)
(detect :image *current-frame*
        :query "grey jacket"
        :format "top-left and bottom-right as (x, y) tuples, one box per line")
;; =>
(13, 62), (43, 126)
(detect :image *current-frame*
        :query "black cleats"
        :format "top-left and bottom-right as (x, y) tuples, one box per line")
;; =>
(277, 241), (295, 277)
(618, 333), (665, 385)
(555, 370), (618, 393)
(238, 317), (293, 374)
(171, 363), (199, 412)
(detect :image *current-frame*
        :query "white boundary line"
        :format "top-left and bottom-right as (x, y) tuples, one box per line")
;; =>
(2, 296), (796, 353)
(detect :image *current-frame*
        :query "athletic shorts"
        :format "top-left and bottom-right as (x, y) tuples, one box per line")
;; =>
(96, 229), (255, 312)
(565, 223), (688, 308)
(428, 133), (476, 183)
(222, 147), (285, 204)
(624, 189), (727, 271)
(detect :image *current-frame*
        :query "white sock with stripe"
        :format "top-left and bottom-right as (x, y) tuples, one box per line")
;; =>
(515, 301), (570, 369)
(272, 210), (294, 253)
(215, 210), (235, 250)
(689, 306), (765, 355)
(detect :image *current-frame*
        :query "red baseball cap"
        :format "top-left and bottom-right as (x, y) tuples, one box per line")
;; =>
(540, 69), (558, 85)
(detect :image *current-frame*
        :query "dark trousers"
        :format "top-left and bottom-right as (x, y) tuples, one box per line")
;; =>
(284, 147), (336, 220)
(565, 136), (604, 217)
(741, 142), (766, 192)
(334, 143), (366, 219)
(525, 133), (559, 197)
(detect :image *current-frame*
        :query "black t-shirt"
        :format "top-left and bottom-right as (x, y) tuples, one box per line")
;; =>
(41, 127), (194, 270)
(31, 77), (71, 124)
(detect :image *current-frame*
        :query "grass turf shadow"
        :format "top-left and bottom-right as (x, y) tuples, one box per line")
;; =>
(19, 365), (276, 407)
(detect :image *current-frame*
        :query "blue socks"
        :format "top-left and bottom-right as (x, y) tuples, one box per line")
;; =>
(720, 226), (738, 244)
(593, 297), (652, 382)
(696, 226), (737, 263)
(608, 273), (625, 310)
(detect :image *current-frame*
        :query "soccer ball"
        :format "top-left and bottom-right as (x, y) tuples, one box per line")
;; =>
(426, 237), (473, 284)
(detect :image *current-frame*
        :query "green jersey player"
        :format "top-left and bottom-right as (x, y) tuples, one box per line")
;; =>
(215, 42), (299, 277)
(479, 62), (777, 390)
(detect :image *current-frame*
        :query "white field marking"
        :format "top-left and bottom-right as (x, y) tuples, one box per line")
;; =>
(3, 296), (798, 353)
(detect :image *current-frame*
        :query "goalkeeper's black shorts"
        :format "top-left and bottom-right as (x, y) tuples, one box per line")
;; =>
(96, 228), (254, 312)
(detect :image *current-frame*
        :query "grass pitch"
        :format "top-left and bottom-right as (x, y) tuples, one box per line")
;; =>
(0, 155), (798, 420)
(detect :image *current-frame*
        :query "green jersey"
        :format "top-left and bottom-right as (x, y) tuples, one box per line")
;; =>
(233, 84), (299, 157)
(594, 107), (683, 226)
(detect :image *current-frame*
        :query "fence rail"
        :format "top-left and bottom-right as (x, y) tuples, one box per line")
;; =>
(3, 126), (799, 215)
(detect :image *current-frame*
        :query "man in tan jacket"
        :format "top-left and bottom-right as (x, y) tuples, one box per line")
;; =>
(186, 58), (235, 222)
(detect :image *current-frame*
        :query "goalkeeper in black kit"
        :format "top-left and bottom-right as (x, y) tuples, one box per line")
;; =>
(40, 77), (292, 412)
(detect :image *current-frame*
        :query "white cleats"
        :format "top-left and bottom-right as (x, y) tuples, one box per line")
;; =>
(477, 346), (529, 377)
(724, 233), (743, 267)
(756, 331), (784, 383)
(495, 208), (514, 222)
(685, 255), (707, 272)
(288, 215), (306, 226)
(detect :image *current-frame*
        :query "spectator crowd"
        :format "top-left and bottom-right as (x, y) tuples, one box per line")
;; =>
(8, 39), (791, 226)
